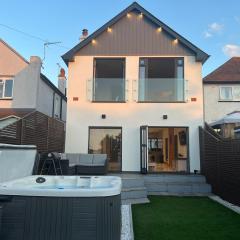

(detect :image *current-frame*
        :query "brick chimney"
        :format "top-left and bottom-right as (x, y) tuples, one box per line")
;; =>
(80, 29), (88, 41)
(58, 68), (66, 95)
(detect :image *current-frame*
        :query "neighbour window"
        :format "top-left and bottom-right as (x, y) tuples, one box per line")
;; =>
(0, 79), (14, 99)
(233, 86), (240, 101)
(93, 58), (125, 102)
(219, 86), (240, 101)
(138, 58), (184, 102)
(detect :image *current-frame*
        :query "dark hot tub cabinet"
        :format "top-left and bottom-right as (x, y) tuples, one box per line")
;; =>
(0, 175), (121, 240)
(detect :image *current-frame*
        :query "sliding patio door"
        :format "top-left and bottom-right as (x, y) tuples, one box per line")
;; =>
(88, 127), (122, 172)
(140, 125), (148, 174)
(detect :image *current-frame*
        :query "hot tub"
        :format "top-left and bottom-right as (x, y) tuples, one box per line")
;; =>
(0, 175), (121, 240)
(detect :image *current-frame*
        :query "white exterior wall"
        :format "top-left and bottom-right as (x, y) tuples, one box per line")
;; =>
(36, 79), (54, 117)
(204, 84), (240, 123)
(11, 58), (40, 109)
(61, 99), (67, 122)
(66, 55), (203, 172)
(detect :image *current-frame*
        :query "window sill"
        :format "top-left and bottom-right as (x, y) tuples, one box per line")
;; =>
(0, 98), (13, 100)
(218, 100), (240, 102)
(137, 101), (186, 103)
(91, 101), (127, 103)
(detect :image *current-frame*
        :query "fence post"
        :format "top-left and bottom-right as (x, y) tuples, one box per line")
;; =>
(47, 118), (50, 153)
(199, 126), (205, 174)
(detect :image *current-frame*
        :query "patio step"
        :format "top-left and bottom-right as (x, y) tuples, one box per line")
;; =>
(122, 197), (150, 205)
(122, 178), (145, 188)
(121, 187), (148, 200)
(144, 174), (207, 184)
(144, 175), (212, 195)
(146, 182), (211, 195)
(121, 176), (149, 203)
(117, 173), (212, 202)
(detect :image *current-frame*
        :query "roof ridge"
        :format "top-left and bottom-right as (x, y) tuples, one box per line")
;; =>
(62, 2), (209, 64)
(0, 38), (29, 64)
(203, 57), (240, 82)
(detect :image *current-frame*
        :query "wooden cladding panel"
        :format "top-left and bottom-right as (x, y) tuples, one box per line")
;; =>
(77, 11), (194, 56)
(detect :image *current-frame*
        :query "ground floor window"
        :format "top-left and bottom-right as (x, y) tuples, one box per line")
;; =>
(88, 127), (122, 172)
(147, 127), (188, 172)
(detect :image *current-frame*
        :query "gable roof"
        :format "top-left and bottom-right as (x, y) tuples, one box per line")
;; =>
(62, 2), (209, 65)
(0, 38), (29, 65)
(0, 39), (67, 100)
(203, 57), (240, 84)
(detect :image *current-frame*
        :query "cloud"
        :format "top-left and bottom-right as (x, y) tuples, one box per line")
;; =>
(204, 22), (224, 38)
(208, 22), (224, 33)
(204, 31), (212, 38)
(222, 44), (240, 57)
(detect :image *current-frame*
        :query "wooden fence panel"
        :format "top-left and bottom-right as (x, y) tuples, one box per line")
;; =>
(0, 111), (65, 153)
(199, 124), (240, 206)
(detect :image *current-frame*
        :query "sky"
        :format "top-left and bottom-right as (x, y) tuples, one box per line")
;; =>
(1, 0), (240, 85)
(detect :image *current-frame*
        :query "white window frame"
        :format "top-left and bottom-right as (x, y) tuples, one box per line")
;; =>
(219, 86), (240, 101)
(0, 79), (14, 99)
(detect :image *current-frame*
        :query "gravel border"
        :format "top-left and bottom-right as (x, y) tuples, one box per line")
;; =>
(121, 205), (134, 240)
(209, 195), (240, 214)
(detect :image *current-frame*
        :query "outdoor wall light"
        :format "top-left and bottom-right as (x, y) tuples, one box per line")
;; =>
(157, 27), (162, 32)
(173, 38), (178, 44)
(107, 27), (112, 33)
(101, 114), (106, 119)
(127, 13), (131, 18)
(92, 39), (96, 44)
(139, 12), (143, 18)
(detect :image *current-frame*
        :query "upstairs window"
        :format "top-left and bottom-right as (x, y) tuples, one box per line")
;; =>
(138, 58), (184, 102)
(93, 58), (125, 102)
(219, 86), (240, 101)
(0, 79), (14, 99)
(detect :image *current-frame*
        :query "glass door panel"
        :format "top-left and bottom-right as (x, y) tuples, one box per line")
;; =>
(89, 127), (122, 172)
(140, 125), (148, 173)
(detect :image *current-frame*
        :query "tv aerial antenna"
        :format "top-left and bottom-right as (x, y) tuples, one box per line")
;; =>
(42, 41), (61, 62)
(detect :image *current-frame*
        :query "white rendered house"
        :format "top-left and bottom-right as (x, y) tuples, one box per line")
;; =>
(203, 57), (240, 124)
(62, 2), (209, 173)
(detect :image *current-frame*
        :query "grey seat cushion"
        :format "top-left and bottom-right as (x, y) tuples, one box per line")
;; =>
(79, 154), (94, 166)
(63, 153), (107, 167)
(92, 154), (107, 166)
(65, 153), (80, 167)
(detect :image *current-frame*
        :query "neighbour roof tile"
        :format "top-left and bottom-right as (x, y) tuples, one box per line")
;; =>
(203, 57), (240, 83)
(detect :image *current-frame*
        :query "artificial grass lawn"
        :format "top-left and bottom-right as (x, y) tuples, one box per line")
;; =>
(132, 196), (240, 240)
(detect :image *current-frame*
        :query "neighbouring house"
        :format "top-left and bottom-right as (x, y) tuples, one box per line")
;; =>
(62, 2), (209, 173)
(0, 39), (67, 152)
(209, 111), (240, 138)
(0, 38), (67, 122)
(203, 57), (240, 124)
